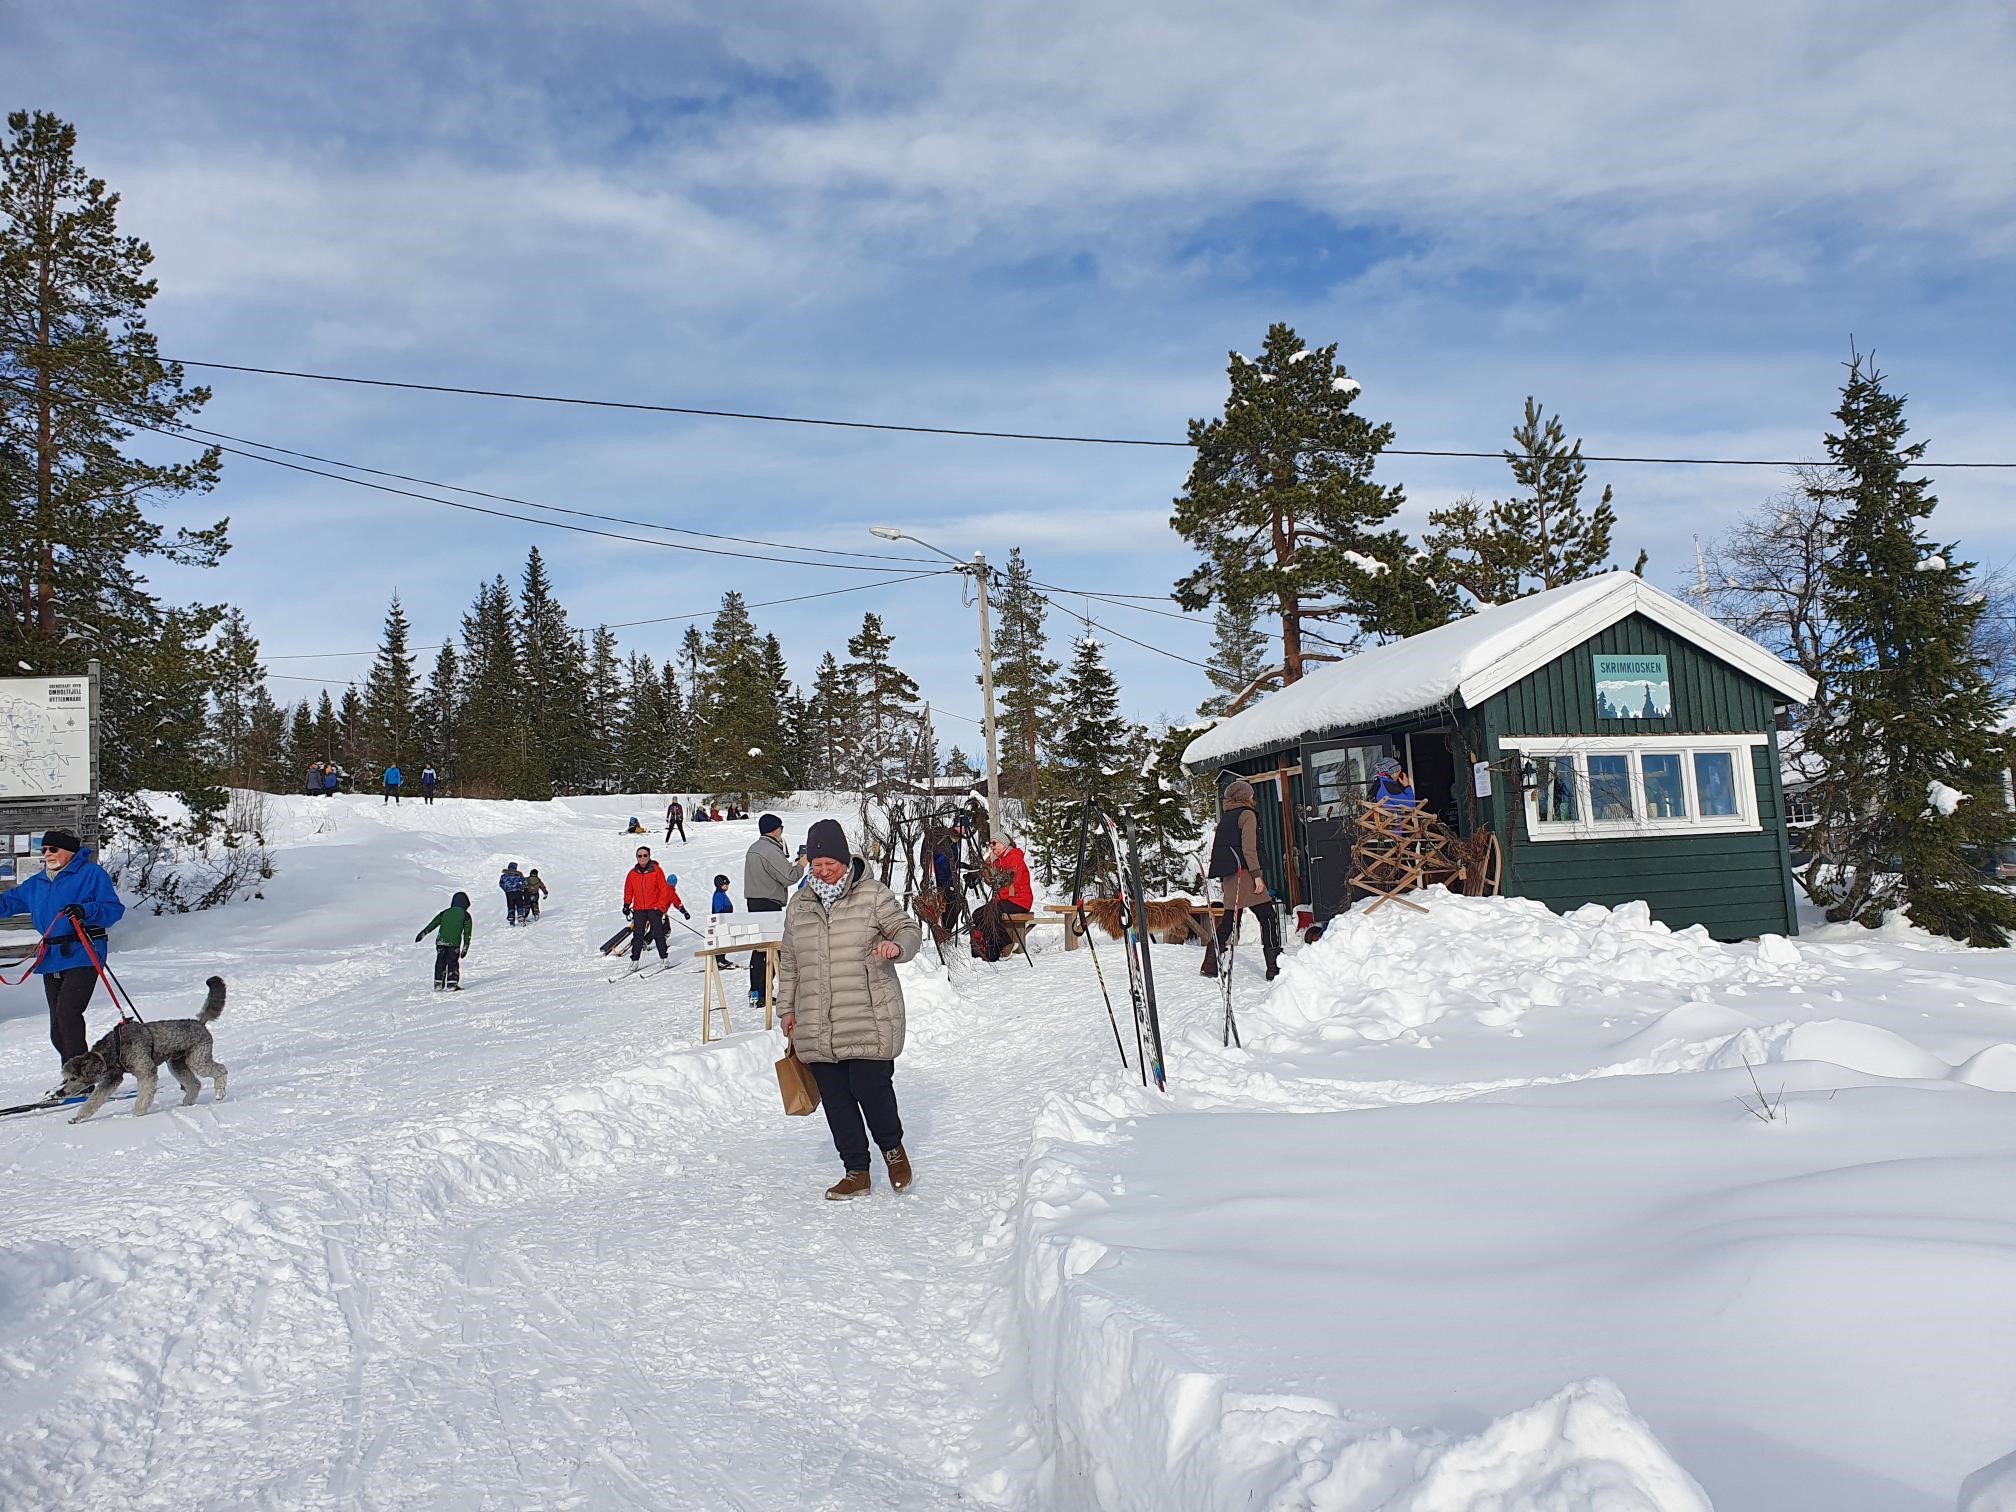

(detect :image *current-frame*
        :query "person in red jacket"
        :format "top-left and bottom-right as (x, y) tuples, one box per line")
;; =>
(621, 845), (688, 963)
(970, 836), (1034, 962)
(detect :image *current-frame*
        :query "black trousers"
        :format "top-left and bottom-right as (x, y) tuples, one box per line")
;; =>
(629, 909), (669, 961)
(384, 787), (400, 803)
(807, 1058), (903, 1171)
(747, 897), (782, 1001)
(1215, 901), (1282, 959)
(43, 965), (97, 1062)
(433, 945), (462, 987)
(422, 787), (435, 805)
(665, 820), (686, 843)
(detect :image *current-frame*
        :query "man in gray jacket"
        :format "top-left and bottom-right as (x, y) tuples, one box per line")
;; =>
(743, 813), (805, 1007)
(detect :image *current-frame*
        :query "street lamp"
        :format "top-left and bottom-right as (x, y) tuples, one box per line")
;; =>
(870, 526), (1003, 835)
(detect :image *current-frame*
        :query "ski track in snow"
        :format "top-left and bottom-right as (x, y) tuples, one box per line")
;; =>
(0, 797), (1110, 1510)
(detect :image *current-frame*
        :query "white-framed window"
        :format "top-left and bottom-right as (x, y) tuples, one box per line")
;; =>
(1501, 734), (1769, 842)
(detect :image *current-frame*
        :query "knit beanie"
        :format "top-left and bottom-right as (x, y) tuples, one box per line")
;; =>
(41, 827), (81, 854)
(759, 813), (783, 835)
(805, 818), (850, 864)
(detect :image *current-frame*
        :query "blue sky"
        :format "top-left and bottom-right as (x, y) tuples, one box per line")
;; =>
(8, 1), (2013, 749)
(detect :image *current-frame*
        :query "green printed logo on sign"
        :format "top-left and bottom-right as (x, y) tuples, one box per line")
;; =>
(1593, 655), (1671, 720)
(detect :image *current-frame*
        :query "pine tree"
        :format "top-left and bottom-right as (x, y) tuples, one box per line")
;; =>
(208, 609), (266, 787)
(988, 547), (1058, 804)
(1198, 599), (1271, 717)
(660, 661), (691, 792)
(285, 699), (316, 781)
(360, 594), (421, 769)
(1127, 721), (1209, 892)
(517, 547), (589, 792)
(337, 685), (366, 773)
(1803, 353), (2016, 945)
(945, 745), (977, 782)
(1172, 323), (1457, 700)
(845, 611), (920, 790)
(313, 690), (339, 765)
(0, 110), (230, 827)
(1031, 632), (1135, 885)
(246, 686), (289, 791)
(1423, 398), (1636, 605)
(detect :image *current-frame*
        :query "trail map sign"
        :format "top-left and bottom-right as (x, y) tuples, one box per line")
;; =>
(1592, 655), (1672, 720)
(0, 677), (93, 797)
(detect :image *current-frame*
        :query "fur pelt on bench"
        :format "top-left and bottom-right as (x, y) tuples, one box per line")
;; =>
(1075, 896), (1204, 944)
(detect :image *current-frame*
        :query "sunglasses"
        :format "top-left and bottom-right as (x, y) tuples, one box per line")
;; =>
(635, 851), (651, 859)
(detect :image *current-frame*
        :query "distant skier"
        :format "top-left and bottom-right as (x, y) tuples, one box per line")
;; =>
(525, 867), (549, 919)
(0, 827), (126, 1094)
(383, 764), (403, 805)
(415, 891), (473, 990)
(623, 816), (648, 835)
(420, 765), (438, 805)
(665, 799), (687, 844)
(499, 862), (531, 925)
(622, 845), (685, 965)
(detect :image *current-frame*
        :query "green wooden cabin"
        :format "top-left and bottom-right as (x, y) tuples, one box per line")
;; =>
(1180, 574), (1817, 941)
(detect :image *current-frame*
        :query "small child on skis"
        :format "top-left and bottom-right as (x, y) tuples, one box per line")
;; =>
(499, 862), (531, 925)
(416, 891), (473, 990)
(525, 867), (549, 919)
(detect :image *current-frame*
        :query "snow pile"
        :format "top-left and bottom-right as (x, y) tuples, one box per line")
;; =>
(1252, 890), (1816, 1045)
(1927, 778), (1969, 816)
(1962, 1449), (2016, 1511)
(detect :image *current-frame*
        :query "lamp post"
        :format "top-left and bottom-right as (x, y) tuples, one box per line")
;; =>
(870, 526), (1003, 835)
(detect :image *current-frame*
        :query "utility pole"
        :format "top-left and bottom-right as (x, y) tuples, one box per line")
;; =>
(970, 552), (1003, 836)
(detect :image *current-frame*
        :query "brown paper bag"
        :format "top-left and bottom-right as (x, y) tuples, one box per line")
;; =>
(775, 1048), (820, 1116)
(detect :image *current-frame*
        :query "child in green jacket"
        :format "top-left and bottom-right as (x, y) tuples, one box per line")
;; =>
(417, 890), (474, 990)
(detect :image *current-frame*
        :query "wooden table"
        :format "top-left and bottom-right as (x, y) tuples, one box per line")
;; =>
(694, 941), (781, 1042)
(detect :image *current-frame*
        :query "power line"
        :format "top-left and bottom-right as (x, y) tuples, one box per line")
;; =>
(157, 354), (2016, 468)
(1031, 589), (1215, 670)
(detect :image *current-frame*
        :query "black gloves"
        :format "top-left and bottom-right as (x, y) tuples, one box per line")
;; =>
(679, 907), (690, 919)
(415, 931), (425, 943)
(460, 949), (468, 960)
(61, 903), (87, 924)
(623, 905), (633, 919)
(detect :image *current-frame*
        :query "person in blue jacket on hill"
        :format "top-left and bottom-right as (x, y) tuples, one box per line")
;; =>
(383, 764), (403, 804)
(0, 827), (127, 1090)
(711, 874), (733, 915)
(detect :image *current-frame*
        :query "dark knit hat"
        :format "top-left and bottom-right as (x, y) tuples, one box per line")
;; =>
(41, 828), (81, 854)
(713, 874), (729, 889)
(759, 813), (783, 835)
(805, 818), (850, 864)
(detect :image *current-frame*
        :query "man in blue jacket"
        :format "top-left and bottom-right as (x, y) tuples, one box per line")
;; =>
(383, 764), (403, 804)
(0, 827), (127, 1086)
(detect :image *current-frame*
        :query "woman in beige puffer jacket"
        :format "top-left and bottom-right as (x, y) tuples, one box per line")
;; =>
(777, 818), (923, 1200)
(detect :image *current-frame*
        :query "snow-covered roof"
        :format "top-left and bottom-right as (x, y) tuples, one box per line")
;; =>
(1182, 573), (1818, 770)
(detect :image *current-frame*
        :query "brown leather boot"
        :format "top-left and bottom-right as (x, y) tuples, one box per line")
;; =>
(883, 1144), (914, 1193)
(825, 1169), (871, 1200)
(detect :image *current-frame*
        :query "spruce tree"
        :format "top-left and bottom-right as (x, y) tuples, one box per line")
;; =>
(360, 594), (421, 769)
(313, 690), (339, 765)
(1127, 721), (1209, 892)
(517, 547), (589, 792)
(617, 653), (667, 792)
(1031, 632), (1134, 885)
(454, 576), (535, 797)
(945, 745), (977, 782)
(805, 651), (856, 788)
(1423, 398), (1636, 605)
(209, 609), (267, 787)
(285, 699), (316, 781)
(988, 547), (1058, 804)
(1803, 354), (2016, 945)
(337, 685), (366, 772)
(584, 626), (623, 793)
(419, 642), (461, 780)
(660, 662), (691, 792)
(1198, 599), (1271, 717)
(695, 593), (785, 799)
(845, 611), (920, 790)
(1172, 323), (1457, 695)
(0, 110), (230, 826)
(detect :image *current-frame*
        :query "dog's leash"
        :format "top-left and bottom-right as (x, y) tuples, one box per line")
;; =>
(70, 927), (152, 1039)
(0, 933), (52, 986)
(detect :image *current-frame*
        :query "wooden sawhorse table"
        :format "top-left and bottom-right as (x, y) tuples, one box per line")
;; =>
(696, 941), (781, 1042)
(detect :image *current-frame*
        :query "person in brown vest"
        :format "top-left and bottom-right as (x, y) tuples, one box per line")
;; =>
(1202, 778), (1281, 980)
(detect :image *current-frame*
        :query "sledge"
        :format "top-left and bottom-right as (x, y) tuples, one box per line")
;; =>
(599, 923), (634, 955)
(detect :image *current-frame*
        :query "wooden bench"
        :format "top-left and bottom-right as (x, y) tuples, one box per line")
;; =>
(1045, 901), (1230, 950)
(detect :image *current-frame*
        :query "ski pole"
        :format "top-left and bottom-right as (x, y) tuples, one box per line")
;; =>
(70, 925), (146, 1028)
(1221, 868), (1244, 1049)
(1071, 798), (1129, 1069)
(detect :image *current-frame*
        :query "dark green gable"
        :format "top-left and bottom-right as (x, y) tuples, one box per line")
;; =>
(1476, 613), (1799, 940)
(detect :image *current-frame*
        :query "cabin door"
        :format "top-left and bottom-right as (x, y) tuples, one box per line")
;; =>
(1300, 740), (1386, 921)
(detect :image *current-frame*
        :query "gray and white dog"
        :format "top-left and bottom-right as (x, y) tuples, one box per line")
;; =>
(59, 976), (229, 1122)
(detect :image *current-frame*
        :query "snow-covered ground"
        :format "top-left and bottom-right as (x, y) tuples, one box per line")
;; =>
(2, 795), (2013, 1509)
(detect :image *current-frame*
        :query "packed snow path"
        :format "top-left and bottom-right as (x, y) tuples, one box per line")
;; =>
(0, 796), (1114, 1509)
